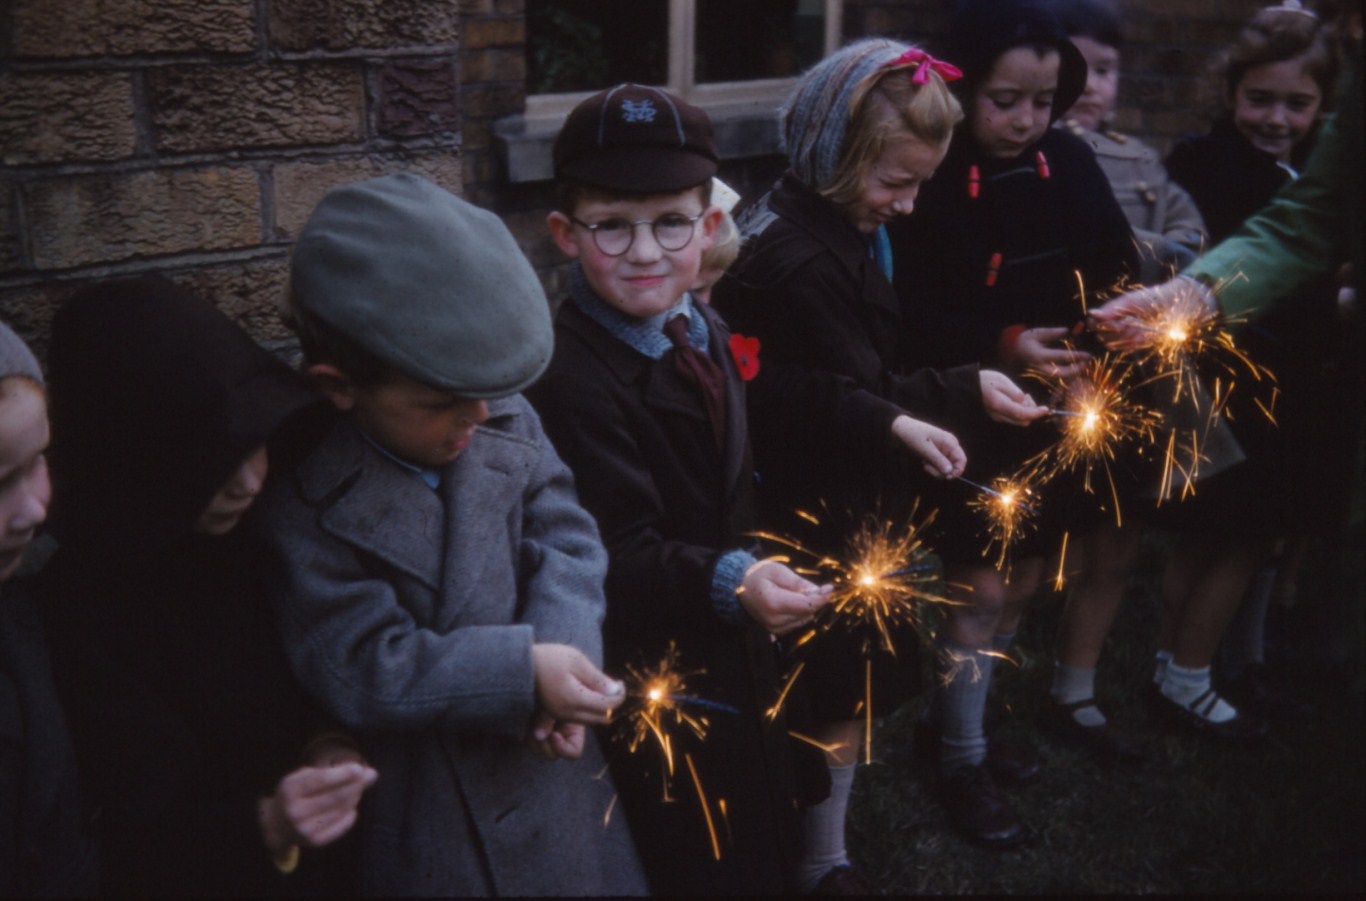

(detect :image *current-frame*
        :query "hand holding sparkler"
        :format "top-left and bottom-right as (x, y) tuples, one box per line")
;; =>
(737, 560), (833, 636)
(1088, 275), (1220, 351)
(530, 642), (627, 730)
(890, 414), (966, 478)
(1011, 325), (1091, 379)
(978, 369), (1050, 425)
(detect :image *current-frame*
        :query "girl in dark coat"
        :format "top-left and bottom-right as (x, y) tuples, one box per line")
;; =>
(1152, 1), (1348, 734)
(0, 321), (98, 897)
(712, 37), (1046, 888)
(36, 276), (376, 896)
(887, 0), (1138, 846)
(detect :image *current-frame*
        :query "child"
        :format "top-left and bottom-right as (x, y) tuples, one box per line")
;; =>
(1142, 0), (1344, 736)
(711, 37), (1048, 888)
(690, 177), (742, 303)
(0, 321), (98, 897)
(259, 173), (646, 896)
(36, 276), (377, 895)
(1052, 0), (1208, 284)
(526, 82), (968, 894)
(888, 0), (1140, 844)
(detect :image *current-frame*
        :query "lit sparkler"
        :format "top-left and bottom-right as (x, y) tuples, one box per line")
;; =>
(613, 645), (737, 860)
(1023, 352), (1164, 524)
(963, 472), (1041, 569)
(616, 643), (710, 785)
(753, 509), (950, 657)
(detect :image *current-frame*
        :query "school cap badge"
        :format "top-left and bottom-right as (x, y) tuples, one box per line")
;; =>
(554, 83), (718, 194)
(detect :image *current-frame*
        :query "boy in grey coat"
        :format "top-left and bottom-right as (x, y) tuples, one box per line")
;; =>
(257, 173), (646, 897)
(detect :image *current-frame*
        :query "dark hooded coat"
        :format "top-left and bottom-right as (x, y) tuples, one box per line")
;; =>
(35, 276), (349, 896)
(888, 0), (1138, 551)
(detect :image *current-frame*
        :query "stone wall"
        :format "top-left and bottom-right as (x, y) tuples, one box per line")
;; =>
(0, 0), (1320, 354)
(1, 0), (467, 354)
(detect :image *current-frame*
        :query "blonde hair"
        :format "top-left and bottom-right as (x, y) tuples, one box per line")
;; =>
(818, 65), (963, 209)
(700, 207), (740, 274)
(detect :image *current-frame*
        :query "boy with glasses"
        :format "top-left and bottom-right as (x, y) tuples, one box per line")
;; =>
(527, 82), (965, 895)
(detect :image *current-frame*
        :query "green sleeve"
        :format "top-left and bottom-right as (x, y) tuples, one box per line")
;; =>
(1185, 50), (1360, 320)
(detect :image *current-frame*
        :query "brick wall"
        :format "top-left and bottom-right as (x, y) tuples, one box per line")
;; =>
(0, 0), (1320, 355)
(1, 0), (467, 355)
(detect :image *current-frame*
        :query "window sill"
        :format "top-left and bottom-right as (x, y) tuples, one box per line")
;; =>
(495, 93), (786, 184)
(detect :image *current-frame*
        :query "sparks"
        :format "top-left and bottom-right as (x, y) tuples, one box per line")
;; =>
(964, 472), (1042, 570)
(615, 643), (709, 784)
(1023, 353), (1164, 525)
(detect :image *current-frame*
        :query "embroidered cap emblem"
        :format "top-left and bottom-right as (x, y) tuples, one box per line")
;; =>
(621, 98), (657, 123)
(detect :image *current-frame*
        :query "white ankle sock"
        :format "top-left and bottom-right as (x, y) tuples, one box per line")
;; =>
(1153, 649), (1173, 687)
(797, 762), (856, 893)
(1161, 662), (1237, 722)
(1050, 663), (1107, 726)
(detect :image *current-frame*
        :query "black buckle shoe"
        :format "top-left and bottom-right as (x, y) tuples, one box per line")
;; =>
(1042, 698), (1148, 764)
(1154, 687), (1269, 741)
(941, 763), (1026, 849)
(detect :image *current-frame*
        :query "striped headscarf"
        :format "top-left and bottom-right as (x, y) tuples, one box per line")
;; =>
(783, 37), (913, 191)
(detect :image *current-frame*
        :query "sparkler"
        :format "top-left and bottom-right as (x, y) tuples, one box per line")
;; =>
(963, 472), (1041, 570)
(1022, 352), (1164, 525)
(616, 643), (711, 784)
(754, 509), (950, 657)
(1089, 274), (1278, 498)
(613, 644), (736, 858)
(752, 509), (954, 760)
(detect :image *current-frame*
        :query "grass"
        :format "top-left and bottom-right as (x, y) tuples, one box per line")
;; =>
(846, 529), (1366, 894)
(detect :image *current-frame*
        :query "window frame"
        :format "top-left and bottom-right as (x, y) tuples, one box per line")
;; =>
(523, 0), (842, 120)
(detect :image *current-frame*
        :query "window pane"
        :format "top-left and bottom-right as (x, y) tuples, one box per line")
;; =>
(527, 1), (668, 94)
(695, 0), (825, 84)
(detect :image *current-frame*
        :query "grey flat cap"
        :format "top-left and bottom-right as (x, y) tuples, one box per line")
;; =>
(290, 173), (553, 397)
(0, 320), (44, 387)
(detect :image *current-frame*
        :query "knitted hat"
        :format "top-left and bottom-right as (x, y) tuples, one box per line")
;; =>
(948, 0), (1088, 124)
(783, 38), (914, 191)
(290, 174), (553, 398)
(0, 320), (43, 387)
(554, 83), (718, 193)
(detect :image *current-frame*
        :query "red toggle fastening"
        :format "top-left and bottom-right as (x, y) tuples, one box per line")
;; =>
(968, 164), (980, 198)
(1036, 151), (1051, 179)
(985, 251), (1003, 286)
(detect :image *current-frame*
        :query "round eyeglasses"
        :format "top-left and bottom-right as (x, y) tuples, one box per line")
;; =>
(568, 213), (704, 256)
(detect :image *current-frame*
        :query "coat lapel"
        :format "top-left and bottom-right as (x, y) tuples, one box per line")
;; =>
(299, 422), (444, 592)
(437, 400), (536, 627)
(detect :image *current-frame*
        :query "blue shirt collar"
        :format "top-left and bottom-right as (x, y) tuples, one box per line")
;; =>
(568, 262), (710, 360)
(358, 428), (442, 490)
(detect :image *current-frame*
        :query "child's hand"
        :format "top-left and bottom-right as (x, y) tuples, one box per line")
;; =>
(978, 370), (1050, 425)
(890, 414), (966, 478)
(737, 560), (831, 636)
(258, 760), (378, 858)
(1014, 326), (1091, 379)
(528, 715), (587, 760)
(530, 643), (626, 726)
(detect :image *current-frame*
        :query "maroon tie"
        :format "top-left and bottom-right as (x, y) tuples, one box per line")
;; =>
(663, 314), (727, 456)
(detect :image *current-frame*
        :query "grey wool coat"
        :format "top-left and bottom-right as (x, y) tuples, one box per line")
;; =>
(257, 396), (646, 897)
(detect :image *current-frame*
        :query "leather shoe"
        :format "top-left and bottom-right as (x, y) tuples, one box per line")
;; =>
(914, 722), (1041, 785)
(1042, 698), (1147, 764)
(986, 731), (1042, 784)
(941, 763), (1026, 849)
(810, 865), (870, 895)
(1153, 687), (1269, 741)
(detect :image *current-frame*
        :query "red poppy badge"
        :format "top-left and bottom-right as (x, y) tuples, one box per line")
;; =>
(728, 333), (761, 381)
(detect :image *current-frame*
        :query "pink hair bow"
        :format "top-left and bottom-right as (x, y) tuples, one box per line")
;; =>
(883, 48), (963, 85)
